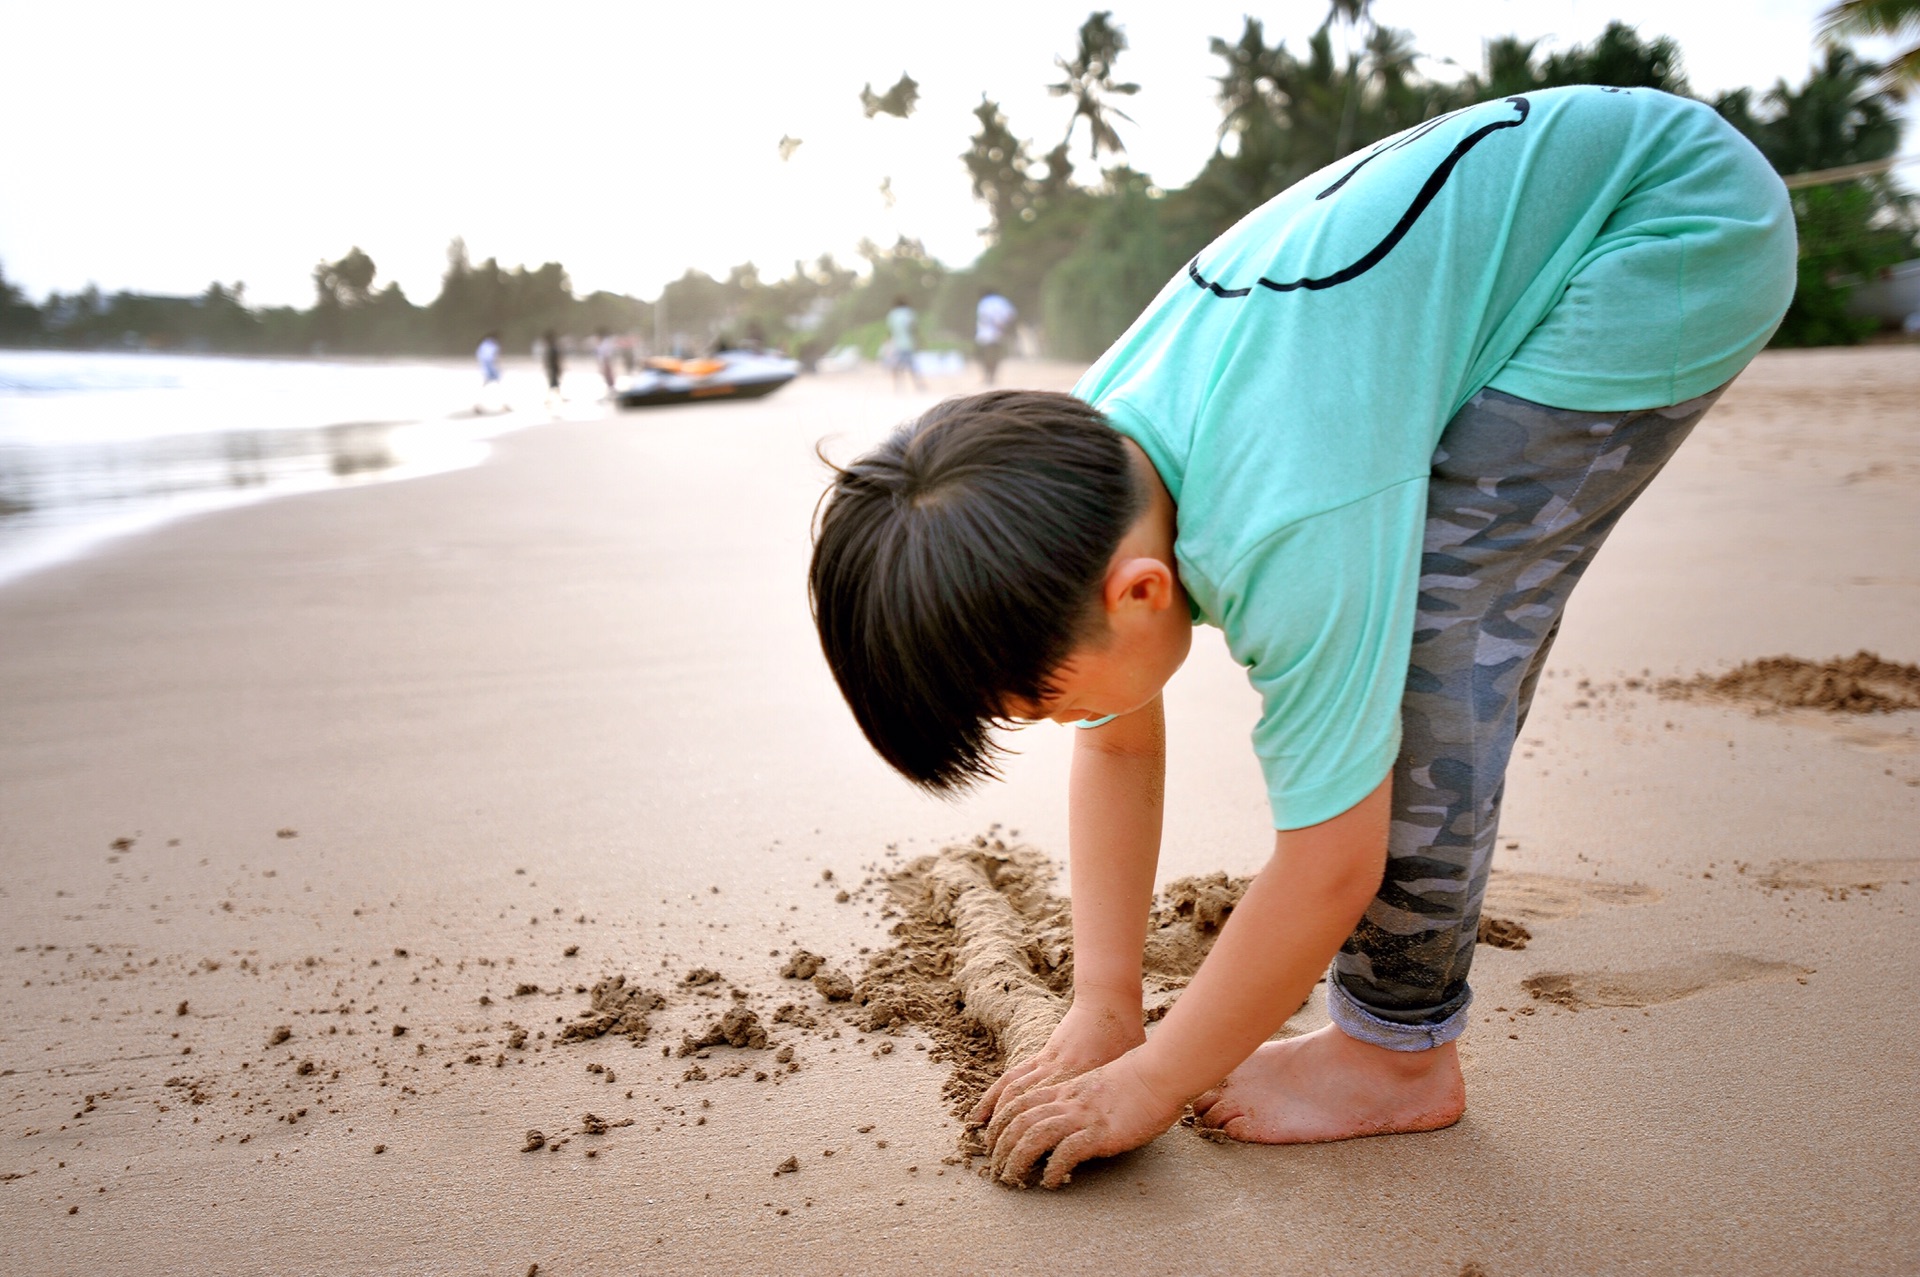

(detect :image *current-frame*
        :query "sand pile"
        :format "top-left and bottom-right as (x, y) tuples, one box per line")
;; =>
(556, 975), (665, 1044)
(849, 841), (1066, 1116)
(849, 840), (1259, 1116)
(1660, 651), (1920, 714)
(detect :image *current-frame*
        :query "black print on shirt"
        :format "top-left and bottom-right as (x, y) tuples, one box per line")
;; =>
(1186, 95), (1532, 298)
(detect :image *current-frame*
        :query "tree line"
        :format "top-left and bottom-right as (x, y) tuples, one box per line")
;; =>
(0, 238), (651, 360)
(976, 10), (1916, 356)
(1, 9), (1913, 360)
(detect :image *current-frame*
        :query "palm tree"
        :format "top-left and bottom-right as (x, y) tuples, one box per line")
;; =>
(1464, 23), (1691, 104)
(1820, 0), (1920, 97)
(1050, 11), (1141, 160)
(1195, 20), (1358, 224)
(1714, 44), (1904, 174)
(1713, 45), (1914, 345)
(962, 98), (1038, 232)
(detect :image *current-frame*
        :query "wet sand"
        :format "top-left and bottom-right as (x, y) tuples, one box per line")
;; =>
(3, 350), (1917, 1274)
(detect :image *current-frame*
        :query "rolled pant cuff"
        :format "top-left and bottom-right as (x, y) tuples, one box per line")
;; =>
(1326, 975), (1471, 1052)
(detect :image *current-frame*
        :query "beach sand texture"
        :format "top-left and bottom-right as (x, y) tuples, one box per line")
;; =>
(3, 350), (1917, 1275)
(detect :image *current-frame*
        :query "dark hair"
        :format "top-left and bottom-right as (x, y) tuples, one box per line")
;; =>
(809, 389), (1143, 793)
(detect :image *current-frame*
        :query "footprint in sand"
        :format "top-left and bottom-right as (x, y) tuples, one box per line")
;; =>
(1522, 953), (1806, 1011)
(1826, 720), (1920, 755)
(1747, 857), (1915, 900)
(1481, 870), (1660, 924)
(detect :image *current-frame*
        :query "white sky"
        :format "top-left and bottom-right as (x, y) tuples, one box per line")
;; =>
(0, 0), (1906, 308)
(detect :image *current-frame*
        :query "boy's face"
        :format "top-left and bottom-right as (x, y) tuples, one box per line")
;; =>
(1004, 555), (1193, 727)
(1005, 640), (1174, 726)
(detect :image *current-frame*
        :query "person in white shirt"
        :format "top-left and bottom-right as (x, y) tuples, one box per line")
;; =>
(885, 296), (925, 392)
(474, 332), (502, 412)
(595, 330), (619, 395)
(974, 289), (1017, 385)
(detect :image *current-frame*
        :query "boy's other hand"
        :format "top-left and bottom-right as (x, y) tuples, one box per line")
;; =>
(984, 1051), (1182, 1189)
(968, 992), (1146, 1128)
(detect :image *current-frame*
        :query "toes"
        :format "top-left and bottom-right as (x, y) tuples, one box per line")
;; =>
(1194, 1097), (1241, 1129)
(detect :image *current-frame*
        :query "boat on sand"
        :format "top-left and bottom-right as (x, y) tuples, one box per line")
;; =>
(613, 352), (800, 409)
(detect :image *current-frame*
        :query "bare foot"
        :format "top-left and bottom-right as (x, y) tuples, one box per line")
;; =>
(1191, 1024), (1465, 1144)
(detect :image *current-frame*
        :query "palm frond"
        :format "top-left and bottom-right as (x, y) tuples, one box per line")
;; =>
(1819, 0), (1920, 41)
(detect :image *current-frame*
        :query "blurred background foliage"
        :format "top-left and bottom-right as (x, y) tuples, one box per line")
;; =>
(1, 6), (1913, 360)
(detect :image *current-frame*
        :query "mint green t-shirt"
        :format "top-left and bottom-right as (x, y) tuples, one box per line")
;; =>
(1073, 86), (1794, 830)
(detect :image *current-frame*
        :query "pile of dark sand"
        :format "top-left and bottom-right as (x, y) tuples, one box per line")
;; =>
(1660, 651), (1920, 714)
(556, 975), (665, 1044)
(678, 1006), (769, 1054)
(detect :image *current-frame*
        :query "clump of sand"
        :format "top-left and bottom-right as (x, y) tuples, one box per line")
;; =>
(556, 975), (664, 1044)
(1660, 651), (1920, 714)
(779, 950), (824, 980)
(1477, 916), (1532, 950)
(678, 1005), (768, 1054)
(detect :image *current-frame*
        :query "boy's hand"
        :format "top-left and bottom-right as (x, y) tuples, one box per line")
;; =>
(968, 993), (1145, 1128)
(984, 1050), (1182, 1189)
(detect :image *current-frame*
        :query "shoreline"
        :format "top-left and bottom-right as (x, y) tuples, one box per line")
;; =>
(0, 345), (660, 590)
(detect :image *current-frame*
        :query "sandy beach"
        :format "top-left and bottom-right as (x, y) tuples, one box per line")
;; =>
(3, 349), (1917, 1275)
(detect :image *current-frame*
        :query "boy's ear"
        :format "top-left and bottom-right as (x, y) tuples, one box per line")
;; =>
(1103, 556), (1176, 616)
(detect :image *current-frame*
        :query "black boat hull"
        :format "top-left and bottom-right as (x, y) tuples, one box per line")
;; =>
(615, 374), (795, 409)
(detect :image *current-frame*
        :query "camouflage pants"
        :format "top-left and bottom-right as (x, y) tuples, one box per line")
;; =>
(1326, 383), (1727, 1050)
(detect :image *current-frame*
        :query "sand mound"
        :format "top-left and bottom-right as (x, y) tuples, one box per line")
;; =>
(1660, 651), (1920, 714)
(556, 975), (665, 1044)
(678, 1006), (769, 1054)
(852, 841), (1070, 1116)
(851, 841), (1257, 1117)
(1476, 916), (1532, 950)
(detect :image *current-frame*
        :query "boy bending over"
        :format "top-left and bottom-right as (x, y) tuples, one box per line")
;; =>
(809, 87), (1794, 1187)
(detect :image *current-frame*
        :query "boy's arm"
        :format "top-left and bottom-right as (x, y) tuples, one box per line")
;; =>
(970, 695), (1166, 1122)
(1128, 774), (1388, 1099)
(985, 775), (1390, 1186)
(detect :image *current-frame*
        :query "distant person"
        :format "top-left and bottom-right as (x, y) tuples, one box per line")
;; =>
(474, 331), (502, 412)
(595, 329), (618, 394)
(975, 289), (1017, 385)
(539, 330), (563, 403)
(885, 295), (926, 392)
(809, 87), (1796, 1187)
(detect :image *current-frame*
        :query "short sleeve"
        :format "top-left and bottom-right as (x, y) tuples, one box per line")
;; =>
(1209, 479), (1427, 830)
